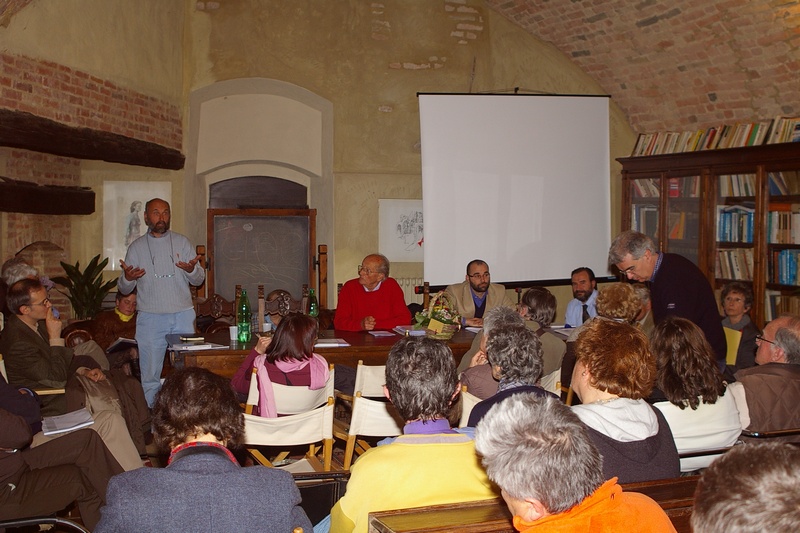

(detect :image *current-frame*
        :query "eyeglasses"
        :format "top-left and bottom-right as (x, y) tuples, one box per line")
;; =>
(28, 297), (50, 307)
(468, 272), (490, 280)
(723, 296), (745, 303)
(618, 264), (637, 276)
(358, 265), (377, 275)
(756, 335), (777, 347)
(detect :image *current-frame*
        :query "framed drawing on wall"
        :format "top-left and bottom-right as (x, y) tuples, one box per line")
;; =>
(379, 199), (423, 262)
(103, 181), (171, 271)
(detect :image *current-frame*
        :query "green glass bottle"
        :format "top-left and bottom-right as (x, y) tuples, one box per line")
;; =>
(237, 288), (252, 342)
(308, 288), (319, 318)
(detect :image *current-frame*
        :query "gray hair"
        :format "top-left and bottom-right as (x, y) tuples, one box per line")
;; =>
(519, 287), (557, 327)
(486, 324), (543, 384)
(773, 315), (800, 364)
(608, 230), (657, 265)
(483, 306), (524, 339)
(692, 442), (800, 533)
(367, 253), (390, 276)
(474, 394), (604, 514)
(1, 257), (38, 286)
(631, 283), (650, 304)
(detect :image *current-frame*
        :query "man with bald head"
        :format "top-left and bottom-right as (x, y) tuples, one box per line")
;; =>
(735, 314), (800, 441)
(118, 198), (205, 406)
(334, 253), (411, 331)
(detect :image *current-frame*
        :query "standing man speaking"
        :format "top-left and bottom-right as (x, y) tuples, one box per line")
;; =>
(118, 198), (205, 406)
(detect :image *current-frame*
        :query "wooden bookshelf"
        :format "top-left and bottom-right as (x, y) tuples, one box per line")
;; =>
(619, 143), (800, 327)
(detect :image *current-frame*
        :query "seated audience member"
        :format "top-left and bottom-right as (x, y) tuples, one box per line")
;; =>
(649, 317), (747, 472)
(264, 288), (290, 330)
(571, 319), (680, 483)
(92, 290), (140, 377)
(474, 394), (676, 532)
(561, 282), (641, 397)
(2, 278), (146, 468)
(459, 307), (524, 399)
(459, 289), (566, 396)
(330, 337), (498, 533)
(467, 323), (557, 427)
(735, 314), (800, 442)
(692, 442), (800, 533)
(333, 253), (411, 331)
(445, 259), (513, 327)
(564, 267), (598, 327)
(720, 281), (759, 372)
(95, 367), (312, 533)
(1, 372), (142, 472)
(0, 408), (123, 530)
(632, 282), (655, 337)
(230, 313), (329, 415)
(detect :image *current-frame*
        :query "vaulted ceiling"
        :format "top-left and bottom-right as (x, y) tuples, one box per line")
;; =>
(487, 0), (800, 133)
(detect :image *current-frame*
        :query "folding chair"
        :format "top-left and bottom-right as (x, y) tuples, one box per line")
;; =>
(243, 364), (336, 472)
(458, 385), (482, 428)
(332, 361), (404, 470)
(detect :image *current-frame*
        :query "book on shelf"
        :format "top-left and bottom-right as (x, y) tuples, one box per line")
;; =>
(42, 408), (94, 436)
(107, 337), (137, 353)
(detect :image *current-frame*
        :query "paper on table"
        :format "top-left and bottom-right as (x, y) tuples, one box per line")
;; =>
(393, 325), (426, 337)
(42, 408), (94, 436)
(368, 331), (395, 337)
(314, 338), (351, 347)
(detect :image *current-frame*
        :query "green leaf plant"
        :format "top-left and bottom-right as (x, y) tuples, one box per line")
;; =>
(51, 254), (118, 320)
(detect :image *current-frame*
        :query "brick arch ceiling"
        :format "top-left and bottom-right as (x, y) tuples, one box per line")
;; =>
(487, 0), (800, 134)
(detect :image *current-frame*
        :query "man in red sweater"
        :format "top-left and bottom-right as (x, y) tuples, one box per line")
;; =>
(334, 254), (411, 331)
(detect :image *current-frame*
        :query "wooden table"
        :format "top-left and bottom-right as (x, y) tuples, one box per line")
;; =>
(171, 329), (476, 379)
(369, 499), (514, 533)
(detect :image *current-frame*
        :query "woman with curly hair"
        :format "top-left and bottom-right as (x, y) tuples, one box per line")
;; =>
(649, 316), (748, 472)
(571, 319), (680, 483)
(95, 367), (312, 532)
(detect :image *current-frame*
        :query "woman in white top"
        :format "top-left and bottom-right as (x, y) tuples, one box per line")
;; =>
(649, 316), (749, 472)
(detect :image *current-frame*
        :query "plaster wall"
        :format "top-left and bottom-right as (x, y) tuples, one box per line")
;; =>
(189, 1), (633, 314)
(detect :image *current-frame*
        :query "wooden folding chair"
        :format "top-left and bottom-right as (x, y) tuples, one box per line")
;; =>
(332, 361), (404, 470)
(458, 385), (482, 428)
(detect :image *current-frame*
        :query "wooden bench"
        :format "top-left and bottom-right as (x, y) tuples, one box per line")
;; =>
(367, 476), (700, 533)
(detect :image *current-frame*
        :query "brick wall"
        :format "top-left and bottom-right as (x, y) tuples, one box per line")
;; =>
(0, 53), (182, 149)
(488, 0), (800, 133)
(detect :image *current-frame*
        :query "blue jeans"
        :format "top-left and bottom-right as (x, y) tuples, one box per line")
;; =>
(136, 309), (195, 407)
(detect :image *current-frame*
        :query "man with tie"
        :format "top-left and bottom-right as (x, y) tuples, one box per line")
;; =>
(564, 267), (598, 327)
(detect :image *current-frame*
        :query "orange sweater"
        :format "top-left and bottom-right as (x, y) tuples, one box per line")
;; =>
(513, 478), (676, 533)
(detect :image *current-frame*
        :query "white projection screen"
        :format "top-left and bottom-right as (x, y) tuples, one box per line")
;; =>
(419, 94), (612, 286)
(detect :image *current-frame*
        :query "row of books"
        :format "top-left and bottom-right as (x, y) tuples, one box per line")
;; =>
(631, 204), (658, 237)
(767, 204), (800, 244)
(767, 171), (800, 196)
(631, 116), (800, 157)
(632, 176), (701, 199)
(668, 211), (700, 240)
(716, 204), (755, 243)
(719, 174), (756, 197)
(767, 248), (800, 286)
(715, 248), (753, 281)
(764, 290), (800, 322)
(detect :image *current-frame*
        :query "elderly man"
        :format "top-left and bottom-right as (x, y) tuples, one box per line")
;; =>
(92, 290), (139, 377)
(474, 394), (676, 532)
(692, 442), (800, 532)
(446, 260), (513, 327)
(608, 230), (726, 367)
(118, 198), (205, 407)
(330, 337), (498, 533)
(735, 314), (800, 440)
(333, 253), (410, 331)
(564, 267), (598, 327)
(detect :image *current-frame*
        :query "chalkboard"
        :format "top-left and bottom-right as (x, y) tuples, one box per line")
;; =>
(207, 209), (316, 302)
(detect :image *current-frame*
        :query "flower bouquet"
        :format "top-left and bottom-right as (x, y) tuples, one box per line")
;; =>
(413, 291), (461, 340)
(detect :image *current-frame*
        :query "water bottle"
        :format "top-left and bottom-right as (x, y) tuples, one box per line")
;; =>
(237, 288), (252, 343)
(308, 288), (319, 318)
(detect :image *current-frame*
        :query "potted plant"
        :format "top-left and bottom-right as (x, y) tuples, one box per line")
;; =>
(413, 291), (462, 340)
(51, 254), (118, 320)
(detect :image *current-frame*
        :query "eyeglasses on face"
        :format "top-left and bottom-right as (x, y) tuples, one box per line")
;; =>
(28, 297), (50, 307)
(468, 272), (490, 280)
(358, 265), (377, 275)
(618, 264), (637, 276)
(756, 335), (777, 347)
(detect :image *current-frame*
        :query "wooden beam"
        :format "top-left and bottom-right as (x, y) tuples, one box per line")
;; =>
(0, 109), (185, 170)
(0, 178), (95, 215)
